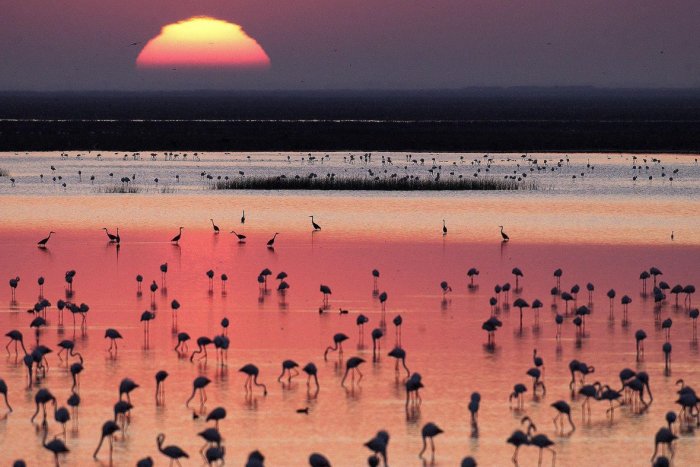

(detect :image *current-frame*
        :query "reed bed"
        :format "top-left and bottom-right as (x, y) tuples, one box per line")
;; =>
(0, 167), (9, 177)
(213, 175), (535, 191)
(98, 184), (142, 194)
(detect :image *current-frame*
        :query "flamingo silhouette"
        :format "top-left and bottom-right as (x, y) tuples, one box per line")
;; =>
(43, 427), (69, 466)
(157, 433), (189, 466)
(418, 422), (443, 460)
(302, 362), (320, 390)
(324, 333), (348, 360)
(93, 420), (120, 462)
(310, 215), (322, 231)
(37, 231), (55, 248)
(186, 376), (211, 407)
(341, 357), (365, 387)
(239, 364), (268, 395)
(267, 233), (279, 248)
(278, 360), (299, 383)
(387, 347), (410, 377)
(210, 219), (220, 234)
(499, 225), (509, 242)
(231, 231), (247, 243)
(171, 227), (184, 244)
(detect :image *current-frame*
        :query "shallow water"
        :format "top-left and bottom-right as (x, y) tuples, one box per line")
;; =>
(0, 153), (699, 466)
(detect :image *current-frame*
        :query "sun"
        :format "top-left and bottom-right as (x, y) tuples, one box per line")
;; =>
(136, 16), (270, 69)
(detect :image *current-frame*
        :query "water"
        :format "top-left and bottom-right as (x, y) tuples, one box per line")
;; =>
(0, 152), (699, 466)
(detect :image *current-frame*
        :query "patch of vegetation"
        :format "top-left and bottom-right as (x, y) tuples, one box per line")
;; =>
(98, 184), (142, 194)
(0, 167), (9, 177)
(213, 175), (536, 191)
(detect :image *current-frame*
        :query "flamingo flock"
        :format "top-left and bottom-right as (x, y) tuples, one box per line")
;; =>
(0, 217), (698, 466)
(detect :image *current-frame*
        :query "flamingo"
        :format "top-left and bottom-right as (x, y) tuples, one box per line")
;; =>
(499, 225), (509, 242)
(512, 267), (524, 289)
(308, 453), (331, 467)
(102, 228), (118, 242)
(442, 219), (447, 236)
(467, 267), (479, 288)
(43, 428), (69, 466)
(186, 376), (211, 407)
(37, 231), (55, 248)
(231, 231), (247, 243)
(174, 332), (190, 353)
(320, 284), (332, 306)
(240, 364), (268, 395)
(364, 431), (389, 466)
(93, 420), (120, 462)
(9, 277), (20, 300)
(267, 233), (279, 248)
(371, 328), (384, 361)
(650, 428), (677, 462)
(341, 357), (365, 387)
(310, 215), (322, 231)
(31, 388), (56, 424)
(157, 433), (189, 467)
(119, 378), (139, 403)
(210, 219), (220, 234)
(418, 422), (443, 460)
(324, 333), (348, 360)
(5, 330), (27, 355)
(241, 210), (245, 224)
(190, 336), (213, 362)
(171, 227), (184, 244)
(206, 406), (227, 429)
(372, 269), (380, 291)
(551, 400), (575, 432)
(302, 362), (320, 390)
(0, 378), (12, 412)
(104, 329), (123, 351)
(506, 417), (532, 463)
(387, 347), (410, 377)
(155, 370), (168, 404)
(278, 360), (299, 383)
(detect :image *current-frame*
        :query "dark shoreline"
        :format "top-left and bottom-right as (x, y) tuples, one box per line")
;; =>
(2, 90), (699, 152)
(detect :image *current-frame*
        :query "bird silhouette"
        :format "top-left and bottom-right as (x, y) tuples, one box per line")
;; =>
(93, 420), (120, 462)
(186, 376), (211, 407)
(341, 357), (365, 387)
(210, 219), (220, 234)
(171, 227), (184, 244)
(419, 422), (443, 460)
(239, 364), (268, 395)
(310, 215), (322, 231)
(157, 433), (189, 466)
(231, 231), (247, 243)
(37, 231), (55, 248)
(267, 233), (279, 248)
(324, 333), (348, 360)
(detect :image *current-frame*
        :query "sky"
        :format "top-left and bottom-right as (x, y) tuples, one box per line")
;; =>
(1, 0), (698, 91)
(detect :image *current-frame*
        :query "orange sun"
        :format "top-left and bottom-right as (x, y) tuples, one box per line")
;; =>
(136, 16), (270, 69)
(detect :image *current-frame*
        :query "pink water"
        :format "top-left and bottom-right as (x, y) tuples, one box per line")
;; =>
(0, 200), (699, 466)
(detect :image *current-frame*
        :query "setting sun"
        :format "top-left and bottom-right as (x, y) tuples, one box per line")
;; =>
(136, 16), (270, 69)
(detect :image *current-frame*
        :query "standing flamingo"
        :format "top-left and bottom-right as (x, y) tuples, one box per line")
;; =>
(37, 232), (55, 248)
(170, 227), (183, 244)
(156, 433), (189, 466)
(341, 357), (365, 387)
(418, 422), (443, 460)
(239, 364), (268, 395)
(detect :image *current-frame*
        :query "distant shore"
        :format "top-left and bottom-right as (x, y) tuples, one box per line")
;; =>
(1, 90), (699, 152)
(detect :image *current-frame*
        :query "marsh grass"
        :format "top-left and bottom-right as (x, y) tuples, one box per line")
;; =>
(213, 175), (535, 191)
(98, 184), (142, 194)
(0, 167), (9, 177)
